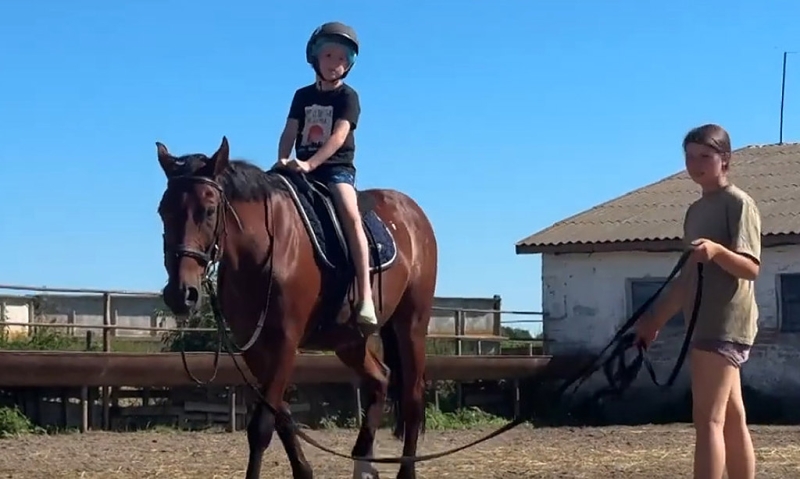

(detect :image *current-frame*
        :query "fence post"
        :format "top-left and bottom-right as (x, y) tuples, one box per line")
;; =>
(102, 293), (112, 430)
(102, 293), (112, 351)
(455, 309), (463, 409)
(227, 387), (236, 432)
(80, 331), (93, 433)
(492, 294), (502, 337)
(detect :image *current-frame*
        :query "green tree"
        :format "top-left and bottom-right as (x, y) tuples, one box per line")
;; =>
(500, 326), (533, 340)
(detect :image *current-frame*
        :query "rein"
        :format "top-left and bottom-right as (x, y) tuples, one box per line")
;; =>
(165, 172), (705, 466)
(162, 174), (267, 385)
(228, 250), (701, 465)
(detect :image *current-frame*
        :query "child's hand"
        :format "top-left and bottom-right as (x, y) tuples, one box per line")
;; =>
(287, 158), (312, 173)
(272, 158), (290, 170)
(690, 238), (722, 263)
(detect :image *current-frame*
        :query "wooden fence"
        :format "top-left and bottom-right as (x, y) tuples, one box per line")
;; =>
(0, 283), (545, 354)
(0, 351), (561, 433)
(0, 283), (549, 433)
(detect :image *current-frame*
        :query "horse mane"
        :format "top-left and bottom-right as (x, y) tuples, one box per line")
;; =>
(217, 159), (289, 202)
(165, 153), (288, 203)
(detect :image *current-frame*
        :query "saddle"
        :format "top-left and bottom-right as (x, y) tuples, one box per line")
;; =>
(271, 169), (397, 273)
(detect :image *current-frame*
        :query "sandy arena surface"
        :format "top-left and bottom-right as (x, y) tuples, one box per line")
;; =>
(1, 424), (800, 478)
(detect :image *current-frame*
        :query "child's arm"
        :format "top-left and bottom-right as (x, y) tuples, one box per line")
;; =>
(278, 90), (303, 160)
(306, 119), (351, 169)
(277, 119), (299, 160)
(306, 88), (361, 170)
(714, 198), (762, 281)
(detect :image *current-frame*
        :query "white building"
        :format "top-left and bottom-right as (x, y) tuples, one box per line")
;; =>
(515, 143), (800, 420)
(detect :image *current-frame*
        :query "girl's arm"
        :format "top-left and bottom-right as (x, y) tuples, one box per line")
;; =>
(646, 273), (689, 329)
(716, 197), (762, 281)
(712, 247), (759, 281)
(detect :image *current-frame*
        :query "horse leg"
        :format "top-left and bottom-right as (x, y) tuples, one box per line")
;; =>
(244, 343), (313, 479)
(382, 312), (428, 479)
(335, 342), (389, 478)
(245, 399), (277, 479)
(274, 400), (314, 479)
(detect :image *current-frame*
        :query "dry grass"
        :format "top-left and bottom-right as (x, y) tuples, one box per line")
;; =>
(1, 424), (800, 478)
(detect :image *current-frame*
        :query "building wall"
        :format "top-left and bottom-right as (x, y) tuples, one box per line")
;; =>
(541, 245), (800, 415)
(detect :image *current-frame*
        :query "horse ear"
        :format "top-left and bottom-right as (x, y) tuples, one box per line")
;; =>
(156, 141), (176, 176)
(210, 136), (230, 176)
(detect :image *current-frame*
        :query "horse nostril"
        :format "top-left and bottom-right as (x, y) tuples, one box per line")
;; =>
(184, 286), (199, 306)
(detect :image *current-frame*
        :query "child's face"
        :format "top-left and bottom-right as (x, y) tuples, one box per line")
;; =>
(317, 43), (350, 81)
(684, 142), (727, 187)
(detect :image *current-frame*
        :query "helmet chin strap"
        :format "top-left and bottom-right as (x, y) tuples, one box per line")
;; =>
(312, 61), (351, 87)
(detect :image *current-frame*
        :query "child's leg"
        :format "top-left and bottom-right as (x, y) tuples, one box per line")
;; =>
(722, 351), (756, 479)
(690, 347), (739, 479)
(328, 180), (377, 327)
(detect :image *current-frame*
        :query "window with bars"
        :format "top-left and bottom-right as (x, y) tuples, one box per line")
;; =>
(779, 273), (800, 332)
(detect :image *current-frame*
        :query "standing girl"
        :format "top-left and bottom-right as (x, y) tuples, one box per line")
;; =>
(636, 123), (761, 479)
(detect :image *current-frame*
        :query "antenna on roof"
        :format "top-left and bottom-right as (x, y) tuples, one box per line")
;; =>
(780, 51), (797, 145)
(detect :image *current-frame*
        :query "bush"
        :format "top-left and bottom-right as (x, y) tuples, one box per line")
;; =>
(0, 328), (96, 351)
(0, 406), (42, 438)
(424, 405), (506, 430)
(160, 272), (221, 353)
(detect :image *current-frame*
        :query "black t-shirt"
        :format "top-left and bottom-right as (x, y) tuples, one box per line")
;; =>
(287, 83), (360, 172)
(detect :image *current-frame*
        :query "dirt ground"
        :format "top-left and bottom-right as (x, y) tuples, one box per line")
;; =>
(1, 424), (799, 478)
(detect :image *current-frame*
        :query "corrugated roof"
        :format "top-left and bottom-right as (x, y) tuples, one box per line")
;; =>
(516, 143), (800, 253)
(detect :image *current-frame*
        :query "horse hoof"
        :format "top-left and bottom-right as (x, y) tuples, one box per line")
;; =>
(353, 460), (380, 479)
(357, 323), (379, 338)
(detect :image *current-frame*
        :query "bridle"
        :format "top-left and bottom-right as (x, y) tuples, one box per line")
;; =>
(161, 173), (250, 385)
(162, 175), (230, 270)
(161, 170), (279, 389)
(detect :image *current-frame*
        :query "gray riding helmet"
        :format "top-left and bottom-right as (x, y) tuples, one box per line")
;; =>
(305, 21), (359, 79)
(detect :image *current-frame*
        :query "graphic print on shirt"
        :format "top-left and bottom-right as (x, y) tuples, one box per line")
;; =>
(301, 104), (333, 148)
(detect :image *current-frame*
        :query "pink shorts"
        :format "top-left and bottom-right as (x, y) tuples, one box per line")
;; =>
(692, 339), (751, 368)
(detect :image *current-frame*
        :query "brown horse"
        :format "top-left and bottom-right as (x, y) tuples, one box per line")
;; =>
(155, 137), (438, 479)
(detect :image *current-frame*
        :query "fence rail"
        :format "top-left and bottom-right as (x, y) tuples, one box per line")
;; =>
(0, 284), (158, 297)
(0, 350), (575, 433)
(0, 282), (544, 316)
(0, 282), (544, 346)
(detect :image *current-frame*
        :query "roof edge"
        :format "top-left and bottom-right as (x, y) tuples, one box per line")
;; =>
(515, 233), (800, 255)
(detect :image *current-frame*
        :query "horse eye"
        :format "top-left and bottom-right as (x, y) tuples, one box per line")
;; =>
(205, 207), (216, 217)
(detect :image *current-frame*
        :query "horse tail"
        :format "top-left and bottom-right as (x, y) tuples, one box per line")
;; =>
(380, 321), (406, 440)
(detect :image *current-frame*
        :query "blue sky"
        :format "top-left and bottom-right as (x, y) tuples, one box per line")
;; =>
(1, 0), (799, 334)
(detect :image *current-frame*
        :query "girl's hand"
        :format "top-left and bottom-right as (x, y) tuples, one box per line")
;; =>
(690, 238), (722, 263)
(634, 316), (660, 349)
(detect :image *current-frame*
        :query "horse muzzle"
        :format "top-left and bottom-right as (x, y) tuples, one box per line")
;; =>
(162, 281), (202, 316)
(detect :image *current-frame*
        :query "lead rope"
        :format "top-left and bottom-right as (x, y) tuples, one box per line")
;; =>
(194, 248), (704, 465)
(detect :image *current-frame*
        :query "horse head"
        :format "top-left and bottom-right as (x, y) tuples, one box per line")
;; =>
(156, 136), (230, 316)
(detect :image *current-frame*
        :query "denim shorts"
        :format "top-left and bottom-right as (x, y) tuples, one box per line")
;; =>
(309, 165), (355, 187)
